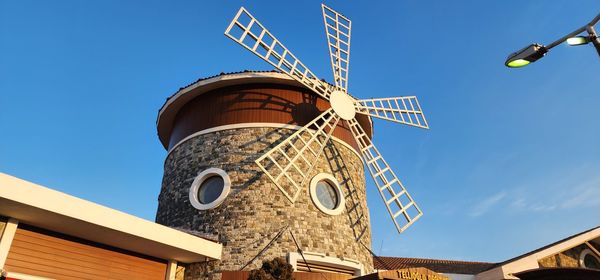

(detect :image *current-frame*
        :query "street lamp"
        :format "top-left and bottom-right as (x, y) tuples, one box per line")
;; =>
(566, 36), (591, 46)
(505, 12), (600, 68)
(505, 44), (548, 67)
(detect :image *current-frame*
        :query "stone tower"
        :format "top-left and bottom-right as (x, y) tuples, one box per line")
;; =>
(155, 71), (374, 279)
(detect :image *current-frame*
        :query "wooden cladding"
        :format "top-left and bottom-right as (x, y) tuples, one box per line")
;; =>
(168, 83), (372, 151)
(5, 225), (167, 280)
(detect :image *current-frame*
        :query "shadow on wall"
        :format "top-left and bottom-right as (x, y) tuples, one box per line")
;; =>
(324, 142), (370, 242)
(168, 83), (372, 150)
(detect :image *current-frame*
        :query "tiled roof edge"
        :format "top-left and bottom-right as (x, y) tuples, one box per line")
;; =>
(373, 256), (497, 274)
(374, 256), (495, 266)
(158, 70), (282, 114)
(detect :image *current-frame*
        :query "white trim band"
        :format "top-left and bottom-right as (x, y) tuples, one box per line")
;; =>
(0, 218), (18, 269)
(167, 123), (362, 161)
(5, 272), (55, 280)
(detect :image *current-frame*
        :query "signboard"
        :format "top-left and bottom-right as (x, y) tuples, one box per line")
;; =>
(395, 268), (450, 280)
(371, 268), (450, 280)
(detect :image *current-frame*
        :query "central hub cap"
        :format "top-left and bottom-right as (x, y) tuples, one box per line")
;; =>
(330, 90), (356, 120)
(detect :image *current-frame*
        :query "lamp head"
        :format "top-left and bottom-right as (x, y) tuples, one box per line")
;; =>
(566, 36), (590, 46)
(505, 43), (548, 68)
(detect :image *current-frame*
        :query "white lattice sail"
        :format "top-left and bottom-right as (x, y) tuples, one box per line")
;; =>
(225, 7), (332, 100)
(255, 108), (341, 203)
(347, 118), (423, 233)
(355, 96), (429, 129)
(322, 4), (351, 92)
(225, 4), (429, 234)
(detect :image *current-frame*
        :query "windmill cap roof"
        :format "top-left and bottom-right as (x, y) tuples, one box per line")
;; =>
(156, 70), (364, 150)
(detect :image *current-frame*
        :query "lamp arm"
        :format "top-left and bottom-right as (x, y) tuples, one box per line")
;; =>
(587, 12), (600, 56)
(588, 12), (600, 26)
(546, 26), (587, 49)
(586, 25), (600, 56)
(545, 12), (600, 50)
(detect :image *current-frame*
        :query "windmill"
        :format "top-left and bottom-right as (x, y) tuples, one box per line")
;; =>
(224, 4), (429, 233)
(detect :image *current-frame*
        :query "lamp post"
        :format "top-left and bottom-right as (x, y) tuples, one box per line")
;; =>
(505, 12), (600, 68)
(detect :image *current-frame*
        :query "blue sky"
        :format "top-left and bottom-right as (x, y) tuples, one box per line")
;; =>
(1, 1), (599, 263)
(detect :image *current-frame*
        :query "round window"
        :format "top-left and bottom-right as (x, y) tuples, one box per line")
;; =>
(197, 176), (225, 204)
(315, 181), (338, 210)
(309, 173), (345, 215)
(580, 249), (600, 269)
(189, 168), (231, 210)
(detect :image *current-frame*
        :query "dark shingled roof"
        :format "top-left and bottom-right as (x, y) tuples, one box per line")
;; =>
(159, 70), (281, 114)
(176, 70), (282, 92)
(373, 256), (496, 275)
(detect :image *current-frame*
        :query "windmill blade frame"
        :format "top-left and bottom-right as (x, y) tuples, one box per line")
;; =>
(255, 108), (341, 203)
(347, 118), (423, 233)
(355, 96), (429, 129)
(225, 4), (429, 234)
(322, 4), (352, 92)
(225, 7), (332, 100)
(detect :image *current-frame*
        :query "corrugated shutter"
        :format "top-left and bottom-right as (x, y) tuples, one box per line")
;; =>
(4, 226), (167, 280)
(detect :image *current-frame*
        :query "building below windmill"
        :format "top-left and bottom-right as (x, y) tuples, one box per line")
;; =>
(0, 71), (599, 280)
(0, 176), (598, 280)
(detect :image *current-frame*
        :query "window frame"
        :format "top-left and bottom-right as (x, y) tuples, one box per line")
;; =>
(189, 168), (231, 210)
(579, 248), (600, 269)
(309, 173), (345, 215)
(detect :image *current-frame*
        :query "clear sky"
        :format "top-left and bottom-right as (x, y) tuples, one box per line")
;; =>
(1, 1), (599, 263)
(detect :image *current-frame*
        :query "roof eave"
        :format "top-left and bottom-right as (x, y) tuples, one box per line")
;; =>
(0, 173), (222, 263)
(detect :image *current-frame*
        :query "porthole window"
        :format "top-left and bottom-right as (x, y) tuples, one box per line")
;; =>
(189, 168), (231, 210)
(309, 173), (345, 215)
(316, 180), (338, 210)
(580, 249), (600, 269)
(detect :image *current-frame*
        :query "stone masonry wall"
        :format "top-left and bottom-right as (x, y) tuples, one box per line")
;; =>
(538, 244), (589, 268)
(156, 127), (373, 279)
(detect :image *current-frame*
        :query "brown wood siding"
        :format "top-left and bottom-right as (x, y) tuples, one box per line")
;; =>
(221, 271), (353, 280)
(168, 84), (372, 152)
(5, 226), (167, 280)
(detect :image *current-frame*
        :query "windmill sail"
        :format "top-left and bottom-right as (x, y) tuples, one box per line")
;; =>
(355, 96), (429, 129)
(225, 7), (332, 100)
(348, 118), (423, 233)
(322, 4), (351, 92)
(255, 108), (341, 203)
(226, 5), (428, 234)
